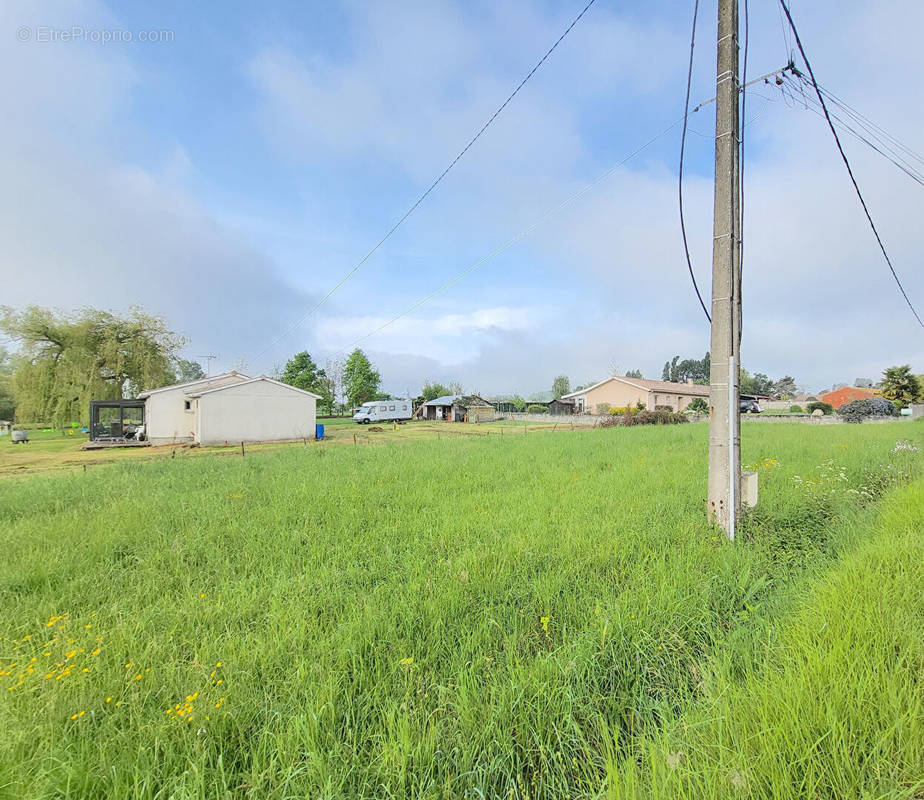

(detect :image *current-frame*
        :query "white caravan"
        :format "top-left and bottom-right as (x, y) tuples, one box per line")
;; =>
(353, 399), (413, 424)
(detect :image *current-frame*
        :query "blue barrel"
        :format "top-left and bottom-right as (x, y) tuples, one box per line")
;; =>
(315, 423), (325, 440)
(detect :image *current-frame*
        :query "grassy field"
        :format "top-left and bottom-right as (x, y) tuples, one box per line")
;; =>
(0, 418), (570, 478)
(0, 421), (921, 798)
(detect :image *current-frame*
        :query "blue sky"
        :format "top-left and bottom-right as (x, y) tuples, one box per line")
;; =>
(2, 0), (923, 396)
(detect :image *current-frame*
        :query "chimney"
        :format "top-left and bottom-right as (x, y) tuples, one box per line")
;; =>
(686, 378), (694, 385)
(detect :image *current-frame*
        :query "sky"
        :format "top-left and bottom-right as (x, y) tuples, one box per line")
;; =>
(2, 0), (922, 397)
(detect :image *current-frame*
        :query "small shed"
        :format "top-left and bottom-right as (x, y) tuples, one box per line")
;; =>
(420, 394), (494, 422)
(548, 398), (575, 416)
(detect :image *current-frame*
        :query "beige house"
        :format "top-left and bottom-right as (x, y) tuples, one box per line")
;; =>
(562, 376), (709, 414)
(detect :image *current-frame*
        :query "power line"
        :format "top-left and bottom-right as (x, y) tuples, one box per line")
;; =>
(330, 69), (792, 358)
(679, 0), (711, 322)
(781, 75), (924, 187)
(797, 78), (924, 184)
(247, 0), (599, 366)
(332, 118), (691, 357)
(815, 84), (924, 168)
(778, 0), (924, 329)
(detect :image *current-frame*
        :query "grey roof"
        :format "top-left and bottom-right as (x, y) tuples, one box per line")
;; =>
(137, 371), (248, 399)
(423, 394), (493, 407)
(424, 394), (462, 406)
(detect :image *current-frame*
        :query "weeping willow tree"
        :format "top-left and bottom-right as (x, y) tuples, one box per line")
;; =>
(1, 306), (185, 426)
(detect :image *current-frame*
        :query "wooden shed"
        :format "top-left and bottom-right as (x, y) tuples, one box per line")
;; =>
(420, 394), (494, 422)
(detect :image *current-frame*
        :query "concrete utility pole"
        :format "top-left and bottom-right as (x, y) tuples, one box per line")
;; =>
(707, 0), (742, 537)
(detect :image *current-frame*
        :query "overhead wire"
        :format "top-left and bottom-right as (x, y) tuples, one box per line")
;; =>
(330, 117), (691, 357)
(678, 0), (711, 322)
(246, 0), (599, 367)
(780, 75), (924, 187)
(814, 84), (924, 168)
(778, 0), (924, 329)
(326, 71), (791, 358)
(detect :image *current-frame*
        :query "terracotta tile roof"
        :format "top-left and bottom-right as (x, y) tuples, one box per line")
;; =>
(820, 386), (875, 408)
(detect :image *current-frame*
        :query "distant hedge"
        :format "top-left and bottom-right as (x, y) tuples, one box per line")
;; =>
(599, 409), (690, 428)
(838, 397), (897, 423)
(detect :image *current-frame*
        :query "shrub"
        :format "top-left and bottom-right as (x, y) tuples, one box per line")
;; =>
(687, 397), (708, 413)
(807, 401), (834, 416)
(838, 397), (897, 423)
(789, 405), (804, 413)
(526, 404), (548, 414)
(595, 403), (611, 415)
(654, 405), (674, 412)
(598, 409), (689, 428)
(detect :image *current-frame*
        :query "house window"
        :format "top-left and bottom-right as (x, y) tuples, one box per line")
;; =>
(184, 400), (191, 411)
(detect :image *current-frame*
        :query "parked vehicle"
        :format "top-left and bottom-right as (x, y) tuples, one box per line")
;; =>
(353, 399), (413, 424)
(740, 398), (762, 414)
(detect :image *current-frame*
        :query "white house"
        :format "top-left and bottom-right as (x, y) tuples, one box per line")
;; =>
(137, 372), (321, 445)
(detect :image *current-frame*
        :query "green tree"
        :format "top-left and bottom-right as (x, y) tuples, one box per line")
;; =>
(1, 305), (183, 426)
(0, 346), (15, 420)
(772, 375), (798, 399)
(687, 397), (708, 413)
(739, 368), (754, 396)
(280, 351), (327, 396)
(319, 358), (344, 416)
(751, 373), (773, 396)
(880, 365), (922, 409)
(421, 381), (451, 403)
(175, 358), (205, 383)
(625, 369), (643, 379)
(343, 349), (381, 409)
(663, 353), (709, 383)
(552, 375), (570, 399)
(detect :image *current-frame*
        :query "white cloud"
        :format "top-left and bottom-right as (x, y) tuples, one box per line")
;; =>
(315, 305), (541, 365)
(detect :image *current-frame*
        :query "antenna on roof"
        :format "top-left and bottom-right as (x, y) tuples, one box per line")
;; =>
(198, 355), (219, 377)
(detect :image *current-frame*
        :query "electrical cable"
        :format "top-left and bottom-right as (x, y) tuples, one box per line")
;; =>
(331, 117), (692, 357)
(326, 71), (789, 359)
(780, 75), (924, 186)
(327, 68), (791, 358)
(678, 0), (711, 322)
(247, 0), (599, 367)
(815, 84), (924, 168)
(779, 0), (924, 329)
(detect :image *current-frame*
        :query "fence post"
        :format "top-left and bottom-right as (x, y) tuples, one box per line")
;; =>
(241, 441), (245, 457)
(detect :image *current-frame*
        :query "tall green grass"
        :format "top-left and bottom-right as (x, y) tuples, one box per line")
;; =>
(616, 479), (924, 799)
(0, 423), (920, 798)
